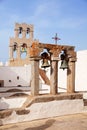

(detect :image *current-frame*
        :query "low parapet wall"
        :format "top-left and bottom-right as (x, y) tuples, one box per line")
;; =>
(0, 93), (87, 126)
(0, 86), (30, 98)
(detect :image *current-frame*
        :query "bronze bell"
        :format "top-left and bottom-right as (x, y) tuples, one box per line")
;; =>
(60, 51), (68, 70)
(41, 52), (50, 68)
(60, 60), (68, 70)
(13, 43), (17, 51)
(19, 27), (22, 34)
(41, 59), (50, 68)
(27, 28), (30, 34)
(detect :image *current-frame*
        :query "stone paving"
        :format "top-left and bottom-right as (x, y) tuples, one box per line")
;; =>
(0, 112), (87, 130)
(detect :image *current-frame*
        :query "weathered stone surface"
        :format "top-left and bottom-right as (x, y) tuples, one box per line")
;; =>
(39, 68), (50, 85)
(83, 99), (87, 106)
(9, 93), (28, 97)
(16, 109), (30, 115)
(0, 110), (12, 119)
(30, 42), (75, 57)
(23, 93), (83, 108)
(6, 89), (23, 92)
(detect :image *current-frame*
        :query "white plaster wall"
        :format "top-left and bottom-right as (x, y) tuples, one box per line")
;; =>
(1, 99), (87, 125)
(58, 61), (67, 92)
(0, 97), (27, 110)
(0, 64), (31, 87)
(27, 99), (84, 119)
(75, 50), (87, 91)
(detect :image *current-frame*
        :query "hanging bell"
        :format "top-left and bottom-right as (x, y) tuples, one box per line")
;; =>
(27, 28), (30, 34)
(41, 52), (50, 68)
(60, 50), (68, 70)
(13, 43), (17, 51)
(41, 59), (50, 68)
(19, 27), (22, 34)
(60, 60), (68, 70)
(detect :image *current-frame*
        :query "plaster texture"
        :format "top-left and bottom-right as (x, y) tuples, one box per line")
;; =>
(0, 98), (87, 125)
(0, 97), (27, 110)
(0, 65), (31, 87)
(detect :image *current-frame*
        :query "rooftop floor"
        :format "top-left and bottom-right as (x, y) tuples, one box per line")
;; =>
(0, 112), (87, 130)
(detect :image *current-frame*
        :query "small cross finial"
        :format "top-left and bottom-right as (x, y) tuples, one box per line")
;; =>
(52, 33), (61, 44)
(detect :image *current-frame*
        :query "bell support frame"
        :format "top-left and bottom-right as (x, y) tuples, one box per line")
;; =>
(29, 41), (76, 96)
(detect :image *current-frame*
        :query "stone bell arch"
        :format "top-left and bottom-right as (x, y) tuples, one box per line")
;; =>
(9, 23), (34, 66)
(29, 41), (76, 96)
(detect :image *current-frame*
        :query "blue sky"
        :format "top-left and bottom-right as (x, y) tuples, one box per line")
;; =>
(0, 0), (87, 62)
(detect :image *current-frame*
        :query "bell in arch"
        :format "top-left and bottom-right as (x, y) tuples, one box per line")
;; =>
(41, 58), (50, 68)
(60, 59), (68, 70)
(19, 27), (22, 34)
(41, 52), (50, 69)
(60, 50), (68, 70)
(13, 43), (17, 51)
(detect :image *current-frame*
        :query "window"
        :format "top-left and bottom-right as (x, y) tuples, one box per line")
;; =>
(17, 76), (19, 80)
(9, 80), (11, 82)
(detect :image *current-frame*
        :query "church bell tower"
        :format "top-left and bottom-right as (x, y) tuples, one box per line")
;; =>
(9, 23), (34, 66)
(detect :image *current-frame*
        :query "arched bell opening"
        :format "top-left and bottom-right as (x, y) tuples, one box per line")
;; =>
(13, 42), (18, 59)
(40, 48), (51, 70)
(26, 28), (30, 39)
(20, 43), (27, 59)
(58, 49), (69, 93)
(21, 52), (27, 59)
(19, 27), (22, 38)
(39, 48), (51, 94)
(59, 49), (69, 70)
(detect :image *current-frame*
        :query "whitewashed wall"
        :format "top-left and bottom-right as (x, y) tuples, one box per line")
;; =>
(0, 65), (31, 87)
(75, 50), (87, 91)
(58, 63), (67, 92)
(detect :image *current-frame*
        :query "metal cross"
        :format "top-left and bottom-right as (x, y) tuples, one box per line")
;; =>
(52, 33), (61, 44)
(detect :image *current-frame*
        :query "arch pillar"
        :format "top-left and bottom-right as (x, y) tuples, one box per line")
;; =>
(9, 46), (13, 60)
(67, 57), (76, 93)
(22, 30), (26, 38)
(17, 45), (21, 59)
(30, 57), (41, 96)
(50, 56), (59, 95)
